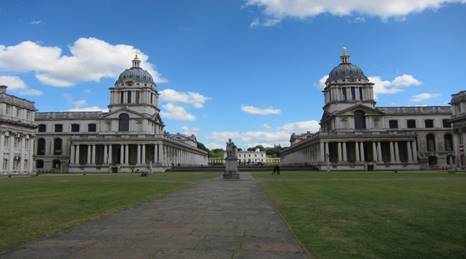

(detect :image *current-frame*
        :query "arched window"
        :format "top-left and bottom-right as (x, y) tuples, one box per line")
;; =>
(37, 138), (46, 155)
(354, 110), (366, 129)
(36, 159), (44, 169)
(119, 113), (130, 132)
(426, 134), (436, 152)
(53, 159), (61, 169)
(54, 138), (63, 155)
(444, 134), (453, 151)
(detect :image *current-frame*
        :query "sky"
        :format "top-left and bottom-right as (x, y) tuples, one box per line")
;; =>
(1, 0), (466, 150)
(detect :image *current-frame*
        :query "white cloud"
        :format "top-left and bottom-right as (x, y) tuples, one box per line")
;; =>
(180, 126), (199, 135)
(391, 74), (422, 87)
(64, 94), (107, 112)
(159, 88), (210, 108)
(30, 20), (42, 25)
(0, 75), (42, 96)
(241, 105), (281, 115)
(263, 123), (271, 129)
(207, 119), (320, 147)
(410, 92), (441, 102)
(315, 75), (329, 90)
(249, 17), (281, 27)
(246, 0), (466, 24)
(0, 37), (166, 87)
(160, 103), (196, 121)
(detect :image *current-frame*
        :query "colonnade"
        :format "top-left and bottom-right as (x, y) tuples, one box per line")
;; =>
(69, 142), (204, 167)
(319, 140), (418, 163)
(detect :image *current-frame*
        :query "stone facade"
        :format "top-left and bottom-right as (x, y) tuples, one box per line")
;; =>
(35, 56), (207, 173)
(281, 49), (456, 171)
(0, 85), (36, 175)
(450, 91), (466, 169)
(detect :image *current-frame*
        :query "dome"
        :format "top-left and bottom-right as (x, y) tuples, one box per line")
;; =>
(116, 55), (154, 86)
(326, 48), (368, 83)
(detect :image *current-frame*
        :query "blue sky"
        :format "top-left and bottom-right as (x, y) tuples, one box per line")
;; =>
(1, 0), (466, 149)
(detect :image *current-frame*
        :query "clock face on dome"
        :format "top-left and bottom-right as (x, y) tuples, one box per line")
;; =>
(126, 81), (134, 86)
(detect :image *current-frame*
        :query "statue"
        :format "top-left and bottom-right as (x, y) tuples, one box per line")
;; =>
(224, 138), (240, 179)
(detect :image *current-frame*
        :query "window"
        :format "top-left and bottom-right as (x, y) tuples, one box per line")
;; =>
(343, 88), (347, 101)
(407, 119), (416, 129)
(426, 134), (436, 152)
(37, 138), (46, 155)
(38, 124), (46, 132)
(54, 138), (63, 155)
(136, 91), (140, 103)
(389, 120), (398, 129)
(71, 124), (80, 132)
(36, 160), (44, 169)
(351, 87), (356, 100)
(442, 119), (451, 128)
(425, 119), (434, 128)
(359, 87), (363, 100)
(6, 105), (10, 115)
(119, 113), (130, 132)
(88, 123), (97, 132)
(354, 110), (366, 129)
(54, 124), (63, 132)
(444, 134), (453, 151)
(128, 91), (132, 104)
(120, 92), (124, 104)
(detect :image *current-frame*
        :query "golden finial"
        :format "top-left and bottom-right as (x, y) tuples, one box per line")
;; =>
(134, 52), (140, 60)
(340, 46), (350, 63)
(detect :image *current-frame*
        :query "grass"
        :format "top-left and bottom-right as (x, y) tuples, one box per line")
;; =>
(254, 171), (466, 259)
(0, 172), (218, 252)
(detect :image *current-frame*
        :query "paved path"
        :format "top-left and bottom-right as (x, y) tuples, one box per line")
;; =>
(1, 172), (308, 259)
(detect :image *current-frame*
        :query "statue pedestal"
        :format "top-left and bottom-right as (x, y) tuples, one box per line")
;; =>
(224, 158), (240, 179)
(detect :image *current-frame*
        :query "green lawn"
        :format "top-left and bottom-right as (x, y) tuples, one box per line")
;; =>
(0, 172), (218, 251)
(255, 171), (466, 259)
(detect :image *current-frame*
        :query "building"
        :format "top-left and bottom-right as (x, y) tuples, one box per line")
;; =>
(237, 148), (266, 165)
(35, 55), (208, 173)
(450, 91), (466, 169)
(281, 49), (456, 171)
(0, 85), (36, 175)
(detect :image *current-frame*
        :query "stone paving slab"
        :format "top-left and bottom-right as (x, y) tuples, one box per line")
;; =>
(0, 172), (308, 259)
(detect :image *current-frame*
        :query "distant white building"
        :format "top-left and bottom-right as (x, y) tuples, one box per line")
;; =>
(0, 85), (36, 175)
(236, 148), (266, 164)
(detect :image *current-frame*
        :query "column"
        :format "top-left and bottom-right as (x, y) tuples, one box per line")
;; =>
(320, 142), (325, 162)
(0, 133), (4, 172)
(70, 144), (75, 164)
(87, 145), (91, 164)
(137, 144), (141, 164)
(372, 142), (378, 162)
(395, 141), (400, 162)
(104, 144), (108, 164)
(389, 142), (395, 162)
(108, 144), (113, 164)
(120, 144), (124, 164)
(377, 142), (382, 162)
(337, 142), (342, 162)
(9, 135), (14, 172)
(407, 141), (413, 162)
(76, 145), (80, 165)
(342, 142), (347, 162)
(91, 145), (96, 164)
(142, 144), (146, 165)
(412, 141), (418, 162)
(124, 144), (129, 165)
(355, 141), (360, 161)
(156, 144), (159, 163)
(29, 138), (33, 172)
(324, 142), (329, 162)
(360, 142), (365, 162)
(20, 137), (25, 172)
(355, 87), (360, 100)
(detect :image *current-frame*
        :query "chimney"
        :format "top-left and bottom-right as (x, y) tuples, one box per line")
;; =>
(0, 85), (7, 94)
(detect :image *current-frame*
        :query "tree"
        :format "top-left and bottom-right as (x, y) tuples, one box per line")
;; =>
(208, 149), (224, 158)
(247, 145), (265, 152)
(197, 141), (209, 152)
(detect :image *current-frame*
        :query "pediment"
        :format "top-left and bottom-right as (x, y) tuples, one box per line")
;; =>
(335, 104), (385, 116)
(102, 108), (144, 119)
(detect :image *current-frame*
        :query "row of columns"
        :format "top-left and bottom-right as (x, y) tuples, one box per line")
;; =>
(320, 140), (418, 163)
(0, 132), (34, 174)
(326, 86), (374, 103)
(110, 90), (156, 106)
(70, 143), (203, 167)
